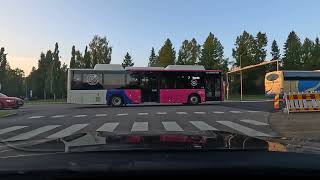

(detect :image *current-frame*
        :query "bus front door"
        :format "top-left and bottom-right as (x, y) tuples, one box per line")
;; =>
(205, 75), (221, 101)
(141, 73), (159, 102)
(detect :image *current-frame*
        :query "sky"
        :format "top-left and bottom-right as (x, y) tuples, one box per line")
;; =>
(0, 0), (319, 75)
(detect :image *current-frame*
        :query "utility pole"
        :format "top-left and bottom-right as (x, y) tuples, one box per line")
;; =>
(240, 55), (243, 101)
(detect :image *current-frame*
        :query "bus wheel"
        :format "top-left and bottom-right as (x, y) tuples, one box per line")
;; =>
(111, 96), (123, 107)
(188, 94), (200, 105)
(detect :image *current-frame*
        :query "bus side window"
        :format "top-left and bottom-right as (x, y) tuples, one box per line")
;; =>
(83, 73), (103, 90)
(126, 72), (141, 89)
(104, 73), (125, 89)
(71, 72), (82, 90)
(160, 72), (176, 89)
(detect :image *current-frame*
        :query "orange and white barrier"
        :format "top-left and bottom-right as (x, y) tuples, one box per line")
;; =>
(284, 92), (320, 113)
(274, 94), (280, 110)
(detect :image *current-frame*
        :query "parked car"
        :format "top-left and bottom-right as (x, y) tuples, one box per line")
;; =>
(0, 93), (24, 109)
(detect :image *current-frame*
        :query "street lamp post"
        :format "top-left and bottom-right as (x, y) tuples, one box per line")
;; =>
(240, 55), (243, 101)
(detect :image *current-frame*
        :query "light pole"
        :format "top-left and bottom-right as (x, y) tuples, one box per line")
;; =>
(239, 39), (250, 101)
(240, 55), (243, 101)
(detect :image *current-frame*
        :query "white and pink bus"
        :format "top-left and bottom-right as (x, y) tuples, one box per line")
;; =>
(67, 64), (224, 106)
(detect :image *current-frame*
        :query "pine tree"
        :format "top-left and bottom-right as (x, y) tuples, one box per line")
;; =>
(83, 46), (92, 68)
(70, 45), (76, 68)
(232, 31), (266, 94)
(0, 47), (8, 88)
(51, 42), (61, 99)
(283, 31), (302, 70)
(157, 38), (176, 67)
(177, 38), (200, 65)
(122, 52), (134, 68)
(148, 47), (157, 67)
(75, 51), (83, 68)
(301, 38), (314, 70)
(253, 32), (268, 64)
(311, 37), (320, 70)
(200, 33), (227, 70)
(270, 40), (280, 60)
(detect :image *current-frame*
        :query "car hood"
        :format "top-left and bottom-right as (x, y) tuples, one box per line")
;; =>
(1, 97), (22, 101)
(6, 130), (288, 153)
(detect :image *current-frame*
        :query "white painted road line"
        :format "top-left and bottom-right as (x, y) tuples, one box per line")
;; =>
(96, 122), (119, 132)
(194, 112), (206, 114)
(190, 121), (217, 131)
(213, 111), (225, 114)
(47, 124), (88, 139)
(162, 122), (183, 131)
(28, 116), (44, 119)
(229, 111), (242, 113)
(5, 125), (61, 141)
(73, 115), (87, 118)
(116, 113), (128, 116)
(247, 110), (261, 113)
(0, 126), (28, 135)
(240, 119), (269, 126)
(51, 115), (65, 118)
(95, 114), (107, 117)
(176, 112), (188, 115)
(131, 122), (148, 132)
(156, 112), (167, 115)
(216, 121), (271, 137)
(137, 113), (149, 115)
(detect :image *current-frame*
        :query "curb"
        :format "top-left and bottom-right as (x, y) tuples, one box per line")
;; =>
(0, 112), (18, 118)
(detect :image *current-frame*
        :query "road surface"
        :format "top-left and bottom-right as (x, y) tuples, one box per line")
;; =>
(0, 101), (278, 158)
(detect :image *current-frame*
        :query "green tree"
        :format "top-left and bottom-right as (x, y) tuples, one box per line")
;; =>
(270, 40), (281, 60)
(5, 68), (25, 97)
(311, 37), (320, 70)
(148, 47), (157, 67)
(0, 47), (8, 89)
(58, 63), (68, 98)
(83, 46), (92, 68)
(232, 31), (256, 67)
(253, 32), (268, 92)
(232, 31), (267, 94)
(44, 50), (53, 99)
(200, 33), (227, 70)
(122, 52), (134, 68)
(51, 43), (62, 99)
(253, 32), (268, 63)
(157, 38), (176, 67)
(283, 31), (302, 70)
(177, 38), (200, 65)
(89, 35), (112, 66)
(75, 50), (83, 68)
(70, 45), (76, 68)
(301, 38), (314, 70)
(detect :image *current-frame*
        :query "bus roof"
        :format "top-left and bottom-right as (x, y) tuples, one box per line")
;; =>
(283, 70), (320, 78)
(70, 64), (223, 73)
(127, 69), (223, 73)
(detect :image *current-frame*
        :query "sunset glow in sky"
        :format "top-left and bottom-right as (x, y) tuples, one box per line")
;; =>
(1, 0), (319, 75)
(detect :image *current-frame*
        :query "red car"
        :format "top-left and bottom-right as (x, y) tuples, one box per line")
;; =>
(0, 93), (24, 109)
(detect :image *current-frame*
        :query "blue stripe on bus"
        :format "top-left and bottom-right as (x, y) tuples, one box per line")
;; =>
(106, 89), (134, 105)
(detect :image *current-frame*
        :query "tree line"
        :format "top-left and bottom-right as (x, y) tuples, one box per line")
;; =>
(70, 33), (228, 71)
(1, 31), (320, 99)
(0, 48), (25, 97)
